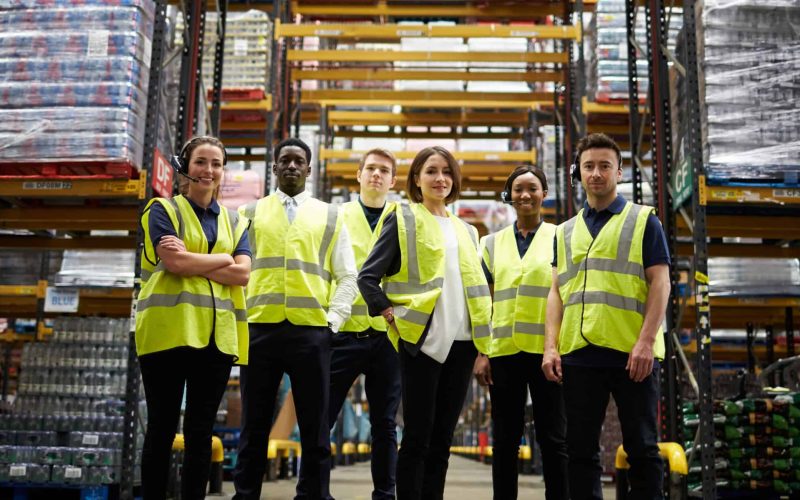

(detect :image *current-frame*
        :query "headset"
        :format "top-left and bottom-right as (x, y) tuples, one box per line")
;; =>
(170, 136), (228, 183)
(570, 163), (581, 187)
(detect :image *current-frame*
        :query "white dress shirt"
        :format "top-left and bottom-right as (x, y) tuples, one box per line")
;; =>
(275, 189), (357, 332)
(421, 216), (472, 363)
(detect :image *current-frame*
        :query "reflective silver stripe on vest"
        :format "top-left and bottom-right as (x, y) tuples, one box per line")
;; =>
(514, 321), (545, 335)
(558, 258), (644, 287)
(167, 198), (185, 240)
(316, 204), (339, 281)
(400, 204), (420, 283)
(243, 201), (257, 256)
(466, 285), (490, 298)
(252, 256), (284, 271)
(566, 290), (645, 315)
(456, 217), (477, 247)
(141, 261), (167, 283)
(246, 293), (285, 309)
(493, 325), (513, 338)
(494, 288), (517, 302)
(138, 292), (213, 311)
(213, 297), (248, 321)
(616, 204), (645, 262)
(473, 324), (491, 339)
(558, 203), (645, 287)
(227, 208), (240, 237)
(383, 278), (444, 295)
(350, 304), (368, 316)
(518, 285), (551, 298)
(394, 306), (430, 326)
(484, 232), (497, 271)
(287, 259), (332, 281)
(286, 296), (323, 309)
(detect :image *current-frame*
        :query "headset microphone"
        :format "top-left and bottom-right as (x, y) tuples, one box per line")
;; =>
(170, 155), (200, 183)
(500, 190), (515, 205)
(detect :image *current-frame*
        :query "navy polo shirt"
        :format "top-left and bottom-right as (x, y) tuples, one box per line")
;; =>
(482, 220), (542, 284)
(148, 198), (251, 257)
(552, 195), (670, 368)
(359, 197), (386, 232)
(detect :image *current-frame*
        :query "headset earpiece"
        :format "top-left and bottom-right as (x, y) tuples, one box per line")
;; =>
(570, 163), (581, 187)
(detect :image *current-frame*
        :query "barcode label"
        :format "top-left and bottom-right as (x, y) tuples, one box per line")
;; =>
(65, 466), (83, 479)
(87, 30), (110, 57)
(9, 465), (26, 477)
(83, 434), (100, 446)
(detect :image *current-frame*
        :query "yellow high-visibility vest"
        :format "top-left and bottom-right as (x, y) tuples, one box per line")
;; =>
(480, 222), (556, 357)
(336, 200), (394, 333)
(556, 201), (665, 359)
(383, 203), (491, 354)
(240, 194), (342, 326)
(136, 195), (249, 364)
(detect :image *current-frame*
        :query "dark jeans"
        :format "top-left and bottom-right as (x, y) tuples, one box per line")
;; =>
(396, 340), (477, 500)
(562, 364), (663, 500)
(327, 329), (401, 499)
(139, 342), (233, 500)
(488, 352), (569, 500)
(233, 321), (332, 500)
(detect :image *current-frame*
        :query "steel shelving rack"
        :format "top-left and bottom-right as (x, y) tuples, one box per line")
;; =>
(621, 0), (800, 497)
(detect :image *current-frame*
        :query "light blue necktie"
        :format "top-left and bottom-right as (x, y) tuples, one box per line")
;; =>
(285, 196), (297, 223)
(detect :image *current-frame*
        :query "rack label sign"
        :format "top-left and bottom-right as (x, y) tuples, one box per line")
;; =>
(671, 157), (692, 210)
(45, 287), (79, 313)
(152, 148), (174, 199)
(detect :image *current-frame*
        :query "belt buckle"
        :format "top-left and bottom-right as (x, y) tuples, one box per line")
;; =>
(356, 330), (370, 339)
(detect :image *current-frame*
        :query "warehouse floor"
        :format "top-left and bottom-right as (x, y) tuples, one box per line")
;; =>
(210, 455), (616, 499)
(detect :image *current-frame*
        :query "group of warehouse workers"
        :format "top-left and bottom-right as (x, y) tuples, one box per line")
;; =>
(135, 131), (671, 500)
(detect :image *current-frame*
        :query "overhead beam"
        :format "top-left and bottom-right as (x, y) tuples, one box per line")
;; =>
(328, 110), (530, 127)
(292, 68), (562, 82)
(0, 235), (137, 250)
(291, 2), (591, 19)
(288, 49), (568, 64)
(303, 89), (552, 108)
(276, 21), (581, 40)
(334, 130), (523, 140)
(0, 207), (139, 231)
(321, 148), (535, 162)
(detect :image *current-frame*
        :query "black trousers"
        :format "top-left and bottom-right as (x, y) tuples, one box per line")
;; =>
(396, 340), (477, 500)
(233, 321), (332, 500)
(562, 364), (663, 500)
(488, 352), (569, 500)
(326, 329), (401, 500)
(139, 342), (233, 500)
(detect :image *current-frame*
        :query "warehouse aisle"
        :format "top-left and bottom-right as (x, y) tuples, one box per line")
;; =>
(211, 455), (615, 499)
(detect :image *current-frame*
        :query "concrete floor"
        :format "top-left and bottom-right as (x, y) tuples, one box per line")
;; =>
(210, 455), (616, 499)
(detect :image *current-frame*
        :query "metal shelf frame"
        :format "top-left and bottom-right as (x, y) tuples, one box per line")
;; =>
(624, 0), (725, 496)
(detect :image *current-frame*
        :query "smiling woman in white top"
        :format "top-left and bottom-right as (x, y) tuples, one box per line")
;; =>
(358, 146), (492, 500)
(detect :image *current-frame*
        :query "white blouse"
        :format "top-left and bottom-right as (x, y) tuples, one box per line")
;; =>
(420, 216), (472, 363)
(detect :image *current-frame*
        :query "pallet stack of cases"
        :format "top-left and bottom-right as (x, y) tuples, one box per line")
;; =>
(0, 0), (163, 494)
(683, 394), (800, 494)
(586, 0), (682, 105)
(200, 8), (269, 208)
(0, 318), (139, 490)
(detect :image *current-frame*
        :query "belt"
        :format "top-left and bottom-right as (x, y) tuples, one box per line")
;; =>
(341, 329), (385, 339)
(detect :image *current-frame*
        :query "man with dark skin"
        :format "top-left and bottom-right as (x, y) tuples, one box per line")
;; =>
(234, 138), (358, 500)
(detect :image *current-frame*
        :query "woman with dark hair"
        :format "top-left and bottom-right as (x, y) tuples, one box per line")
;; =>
(473, 165), (569, 499)
(358, 146), (492, 499)
(136, 136), (251, 499)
